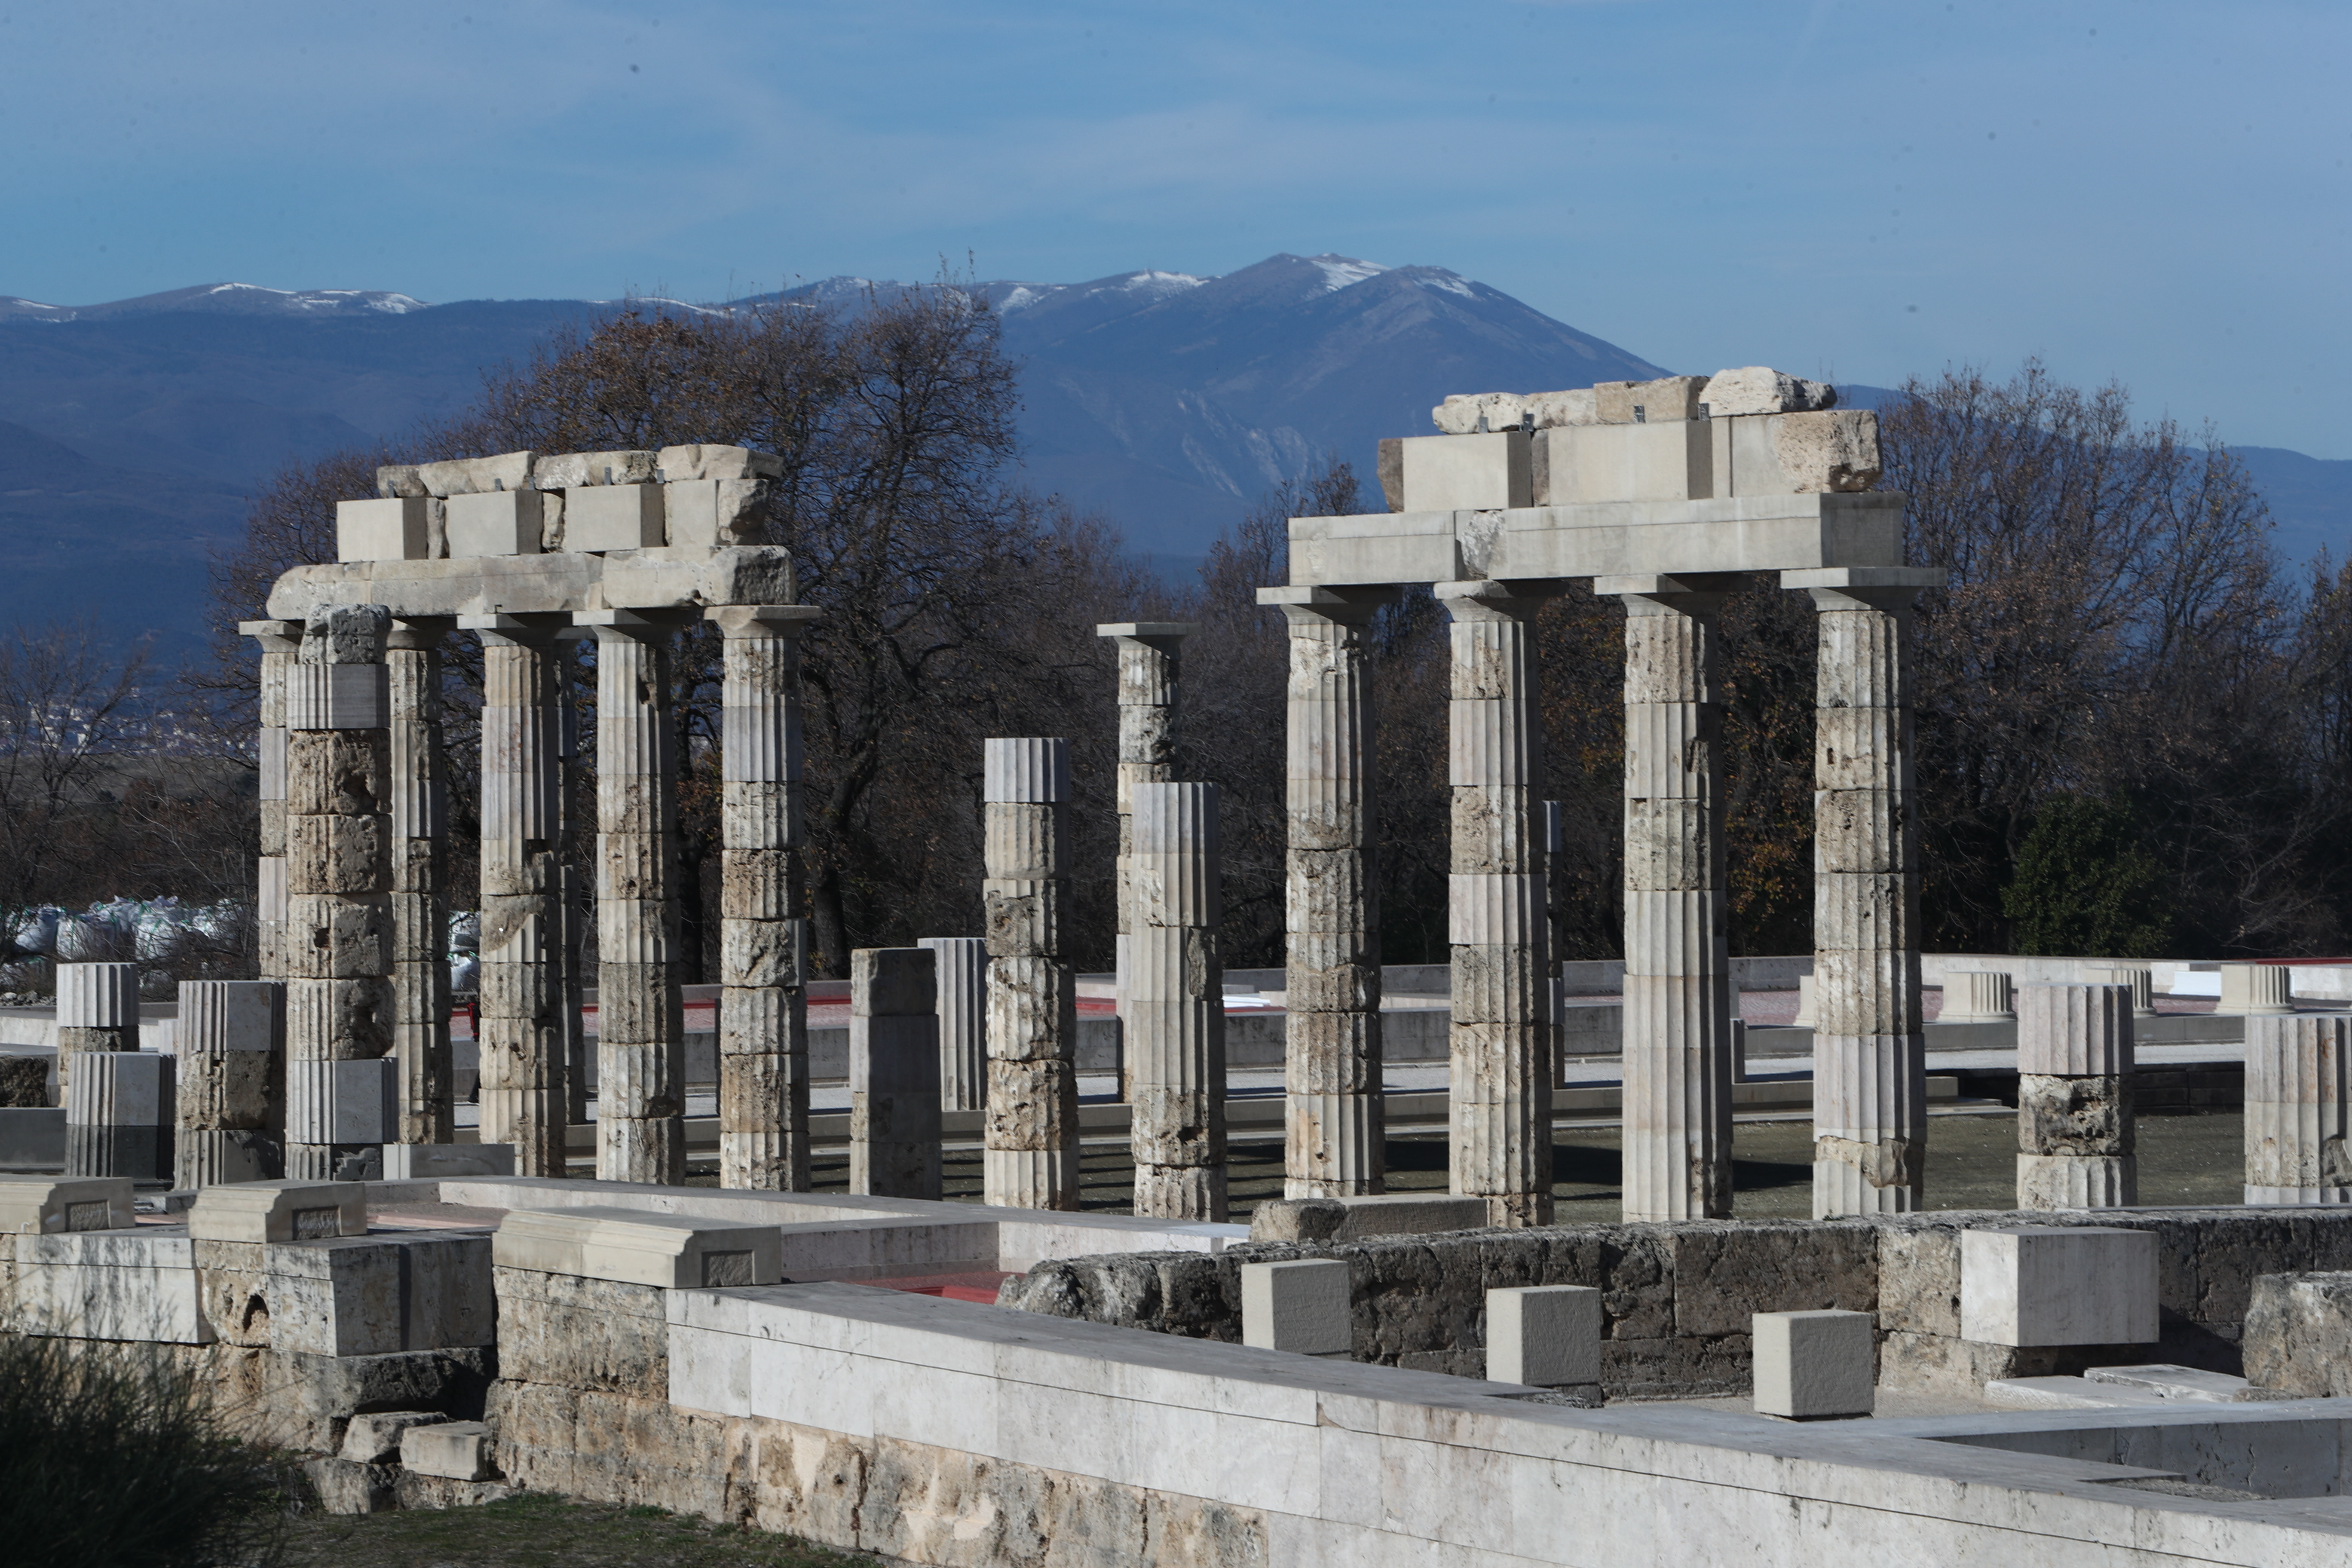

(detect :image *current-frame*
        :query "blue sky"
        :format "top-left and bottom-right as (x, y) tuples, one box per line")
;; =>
(3, 0), (2346, 455)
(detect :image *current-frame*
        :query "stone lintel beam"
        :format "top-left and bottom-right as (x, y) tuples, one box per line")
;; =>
(269, 544), (795, 624)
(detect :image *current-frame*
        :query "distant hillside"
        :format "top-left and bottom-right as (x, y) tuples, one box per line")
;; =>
(0, 261), (2343, 648)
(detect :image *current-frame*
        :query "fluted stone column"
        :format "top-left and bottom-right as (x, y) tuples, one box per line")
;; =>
(465, 615), (569, 1177)
(851, 946), (942, 1200)
(557, 634), (590, 1129)
(66, 1050), (172, 1180)
(584, 611), (687, 1185)
(387, 619), (452, 1145)
(1096, 621), (1195, 1096)
(174, 979), (284, 1187)
(1258, 585), (1393, 1199)
(2223, 962), (2297, 1017)
(285, 604), (396, 1181)
(2015, 982), (2137, 1208)
(2081, 964), (2157, 1019)
(920, 937), (987, 1112)
(2245, 1012), (2352, 1204)
(983, 738), (1078, 1210)
(1793, 569), (1938, 1218)
(241, 619), (302, 982)
(1130, 781), (1227, 1220)
(1939, 970), (2015, 1023)
(1609, 574), (1738, 1222)
(709, 604), (822, 1191)
(55, 962), (138, 1101)
(1439, 579), (1557, 1228)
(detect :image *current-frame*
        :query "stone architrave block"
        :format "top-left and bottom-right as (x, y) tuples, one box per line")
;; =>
(1752, 1309), (1875, 1418)
(562, 485), (665, 552)
(1698, 367), (1835, 417)
(655, 444), (782, 483)
(1486, 1284), (1601, 1388)
(336, 498), (432, 564)
(0, 1175), (135, 1234)
(598, 544), (796, 610)
(1240, 1258), (1350, 1357)
(983, 738), (1071, 804)
(401, 1419), (495, 1481)
(264, 1232), (496, 1357)
(1397, 432), (1532, 511)
(1534, 421), (1712, 505)
(57, 963), (139, 1029)
(1429, 392), (1527, 435)
(491, 1206), (783, 1289)
(1522, 389), (1599, 429)
(65, 1050), (171, 1126)
(417, 452), (533, 498)
(444, 490), (544, 558)
(188, 1179), (367, 1243)
(380, 1142), (518, 1179)
(531, 450), (657, 490)
(1959, 1226), (2159, 1347)
(2222, 962), (2296, 1016)
(285, 1058), (397, 1145)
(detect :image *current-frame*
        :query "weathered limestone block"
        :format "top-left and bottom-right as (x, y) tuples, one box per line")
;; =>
(1430, 391), (1528, 434)
(0, 1174), (135, 1234)
(1698, 366), (1837, 416)
(489, 1267), (675, 1399)
(2244, 1271), (2352, 1395)
(1596, 375), (1709, 424)
(189, 1179), (367, 1243)
(530, 449), (657, 490)
(10, 1230), (211, 1342)
(1130, 782), (1226, 1221)
(257, 1344), (494, 1457)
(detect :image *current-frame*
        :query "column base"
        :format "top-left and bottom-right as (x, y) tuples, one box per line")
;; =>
(1134, 1164), (1228, 1222)
(2016, 1152), (2137, 1209)
(175, 1128), (280, 1189)
(481, 1087), (569, 1178)
(65, 1125), (169, 1182)
(1480, 1190), (1554, 1228)
(983, 1146), (1078, 1210)
(2245, 1185), (2352, 1205)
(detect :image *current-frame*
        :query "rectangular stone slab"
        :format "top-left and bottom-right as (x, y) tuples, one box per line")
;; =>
(492, 1205), (783, 1289)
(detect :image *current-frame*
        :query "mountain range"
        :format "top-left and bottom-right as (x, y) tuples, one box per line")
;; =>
(0, 257), (2345, 653)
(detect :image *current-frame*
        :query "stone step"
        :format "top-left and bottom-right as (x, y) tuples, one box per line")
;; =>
(1983, 1375), (2177, 1410)
(2082, 1364), (2284, 1403)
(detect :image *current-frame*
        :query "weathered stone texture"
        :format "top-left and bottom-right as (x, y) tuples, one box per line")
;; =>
(2243, 1271), (2352, 1395)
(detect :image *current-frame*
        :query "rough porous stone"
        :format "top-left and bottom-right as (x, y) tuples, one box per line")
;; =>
(1699, 366), (1836, 416)
(490, 1265), (670, 1398)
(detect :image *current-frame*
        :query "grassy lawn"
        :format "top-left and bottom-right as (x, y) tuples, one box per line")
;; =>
(282, 1493), (873, 1568)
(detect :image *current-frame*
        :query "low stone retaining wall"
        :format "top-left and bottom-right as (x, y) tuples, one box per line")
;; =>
(998, 1209), (2352, 1398)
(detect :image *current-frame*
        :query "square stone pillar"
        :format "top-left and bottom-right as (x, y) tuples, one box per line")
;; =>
(463, 614), (571, 1178)
(580, 610), (690, 1185)
(983, 737), (1078, 1210)
(1603, 573), (1741, 1222)
(850, 946), (942, 1200)
(1095, 622), (1196, 1097)
(2245, 1012), (2352, 1204)
(919, 937), (988, 1112)
(174, 979), (285, 1187)
(240, 619), (303, 982)
(284, 603), (396, 1180)
(387, 617), (453, 1146)
(1129, 781), (1227, 1221)
(707, 604), (823, 1191)
(1258, 585), (1397, 1200)
(1786, 567), (1942, 1218)
(1437, 579), (1560, 1228)
(2015, 982), (2136, 1208)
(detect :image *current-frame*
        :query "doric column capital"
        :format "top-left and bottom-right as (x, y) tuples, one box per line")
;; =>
(239, 618), (302, 654)
(575, 607), (695, 643)
(459, 611), (568, 649)
(705, 603), (824, 640)
(1784, 565), (1946, 614)
(1434, 578), (1569, 621)
(387, 616), (454, 651)
(1095, 621), (1199, 654)
(1599, 571), (1749, 617)
(1257, 584), (1400, 628)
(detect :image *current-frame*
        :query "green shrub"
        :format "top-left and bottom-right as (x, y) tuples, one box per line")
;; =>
(0, 1333), (289, 1567)
(2001, 794), (2171, 958)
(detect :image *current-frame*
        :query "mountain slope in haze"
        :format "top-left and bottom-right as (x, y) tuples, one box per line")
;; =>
(1, 258), (2347, 649)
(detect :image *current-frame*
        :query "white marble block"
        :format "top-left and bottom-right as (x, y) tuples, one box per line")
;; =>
(1939, 970), (2014, 1024)
(1486, 1284), (1601, 1388)
(1959, 1226), (2159, 1347)
(2221, 962), (2296, 1016)
(492, 1205), (783, 1288)
(1753, 1309), (1875, 1418)
(1240, 1259), (1351, 1357)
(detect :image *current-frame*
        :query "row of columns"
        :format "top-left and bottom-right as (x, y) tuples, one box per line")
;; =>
(242, 603), (818, 1188)
(1259, 572), (1932, 1224)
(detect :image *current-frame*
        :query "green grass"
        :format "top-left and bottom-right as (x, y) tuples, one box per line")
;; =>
(282, 1493), (872, 1567)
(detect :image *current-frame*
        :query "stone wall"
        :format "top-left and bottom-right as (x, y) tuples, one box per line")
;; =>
(998, 1209), (2352, 1398)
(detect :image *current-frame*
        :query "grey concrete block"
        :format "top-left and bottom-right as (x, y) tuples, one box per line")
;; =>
(1240, 1258), (1350, 1357)
(336, 498), (432, 564)
(563, 484), (665, 552)
(1960, 1226), (2159, 1348)
(0, 1107), (64, 1167)
(380, 1142), (516, 1179)
(444, 490), (543, 558)
(1487, 1284), (1601, 1388)
(1752, 1309), (1874, 1418)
